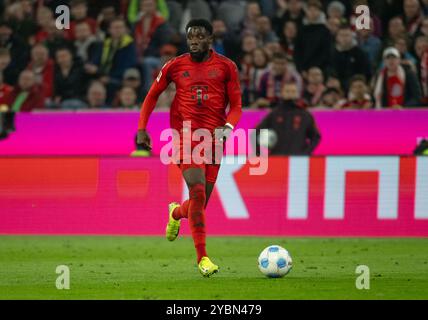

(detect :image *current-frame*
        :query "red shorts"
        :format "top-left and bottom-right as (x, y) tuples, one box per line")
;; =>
(172, 130), (224, 184)
(178, 162), (221, 184)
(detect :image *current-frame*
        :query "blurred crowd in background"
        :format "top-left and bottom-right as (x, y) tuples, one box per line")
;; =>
(0, 0), (427, 112)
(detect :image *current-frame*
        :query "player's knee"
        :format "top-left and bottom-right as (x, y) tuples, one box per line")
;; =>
(189, 183), (206, 203)
(185, 174), (206, 190)
(183, 167), (206, 187)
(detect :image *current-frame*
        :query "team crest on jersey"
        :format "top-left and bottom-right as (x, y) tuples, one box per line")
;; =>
(208, 69), (219, 78)
(182, 71), (190, 78)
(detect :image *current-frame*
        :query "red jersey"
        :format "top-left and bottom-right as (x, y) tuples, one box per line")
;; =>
(138, 50), (242, 132)
(387, 75), (404, 107)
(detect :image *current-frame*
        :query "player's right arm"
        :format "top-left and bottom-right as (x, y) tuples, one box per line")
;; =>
(137, 60), (174, 148)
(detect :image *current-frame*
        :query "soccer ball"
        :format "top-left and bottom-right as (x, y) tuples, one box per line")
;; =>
(258, 245), (293, 278)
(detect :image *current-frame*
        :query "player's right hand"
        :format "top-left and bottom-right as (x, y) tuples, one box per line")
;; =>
(137, 129), (152, 151)
(214, 126), (232, 143)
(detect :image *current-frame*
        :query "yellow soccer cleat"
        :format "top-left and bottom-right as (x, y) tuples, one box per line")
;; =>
(166, 202), (181, 241)
(198, 257), (219, 277)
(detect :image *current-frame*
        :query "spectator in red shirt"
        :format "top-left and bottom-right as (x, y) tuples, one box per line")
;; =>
(5, 70), (44, 112)
(134, 0), (172, 94)
(134, 0), (167, 57)
(27, 43), (54, 104)
(373, 47), (422, 108)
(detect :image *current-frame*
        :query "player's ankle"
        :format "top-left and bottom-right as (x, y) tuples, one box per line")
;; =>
(196, 245), (207, 263)
(172, 207), (181, 220)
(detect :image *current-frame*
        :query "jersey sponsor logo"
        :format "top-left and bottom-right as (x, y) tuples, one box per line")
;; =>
(391, 83), (403, 97)
(190, 85), (209, 106)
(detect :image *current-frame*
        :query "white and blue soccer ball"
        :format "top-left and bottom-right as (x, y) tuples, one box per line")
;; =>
(258, 245), (293, 278)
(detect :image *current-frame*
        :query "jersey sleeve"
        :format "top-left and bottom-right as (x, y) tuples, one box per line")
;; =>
(225, 61), (242, 129)
(138, 59), (174, 130)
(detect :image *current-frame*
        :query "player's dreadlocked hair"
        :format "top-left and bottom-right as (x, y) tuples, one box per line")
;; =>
(185, 19), (213, 35)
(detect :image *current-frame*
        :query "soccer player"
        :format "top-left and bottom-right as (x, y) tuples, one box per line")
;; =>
(137, 19), (242, 277)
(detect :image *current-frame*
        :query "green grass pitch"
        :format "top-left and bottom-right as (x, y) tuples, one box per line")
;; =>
(1, 236), (428, 300)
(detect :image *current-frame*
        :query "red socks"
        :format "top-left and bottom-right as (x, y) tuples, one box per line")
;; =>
(172, 200), (190, 220)
(171, 184), (208, 263)
(188, 184), (207, 263)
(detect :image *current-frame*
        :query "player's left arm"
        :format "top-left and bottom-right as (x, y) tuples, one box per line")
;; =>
(137, 60), (173, 149)
(215, 61), (242, 142)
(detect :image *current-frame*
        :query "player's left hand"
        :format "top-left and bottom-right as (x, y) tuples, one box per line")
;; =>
(137, 129), (152, 151)
(213, 125), (233, 143)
